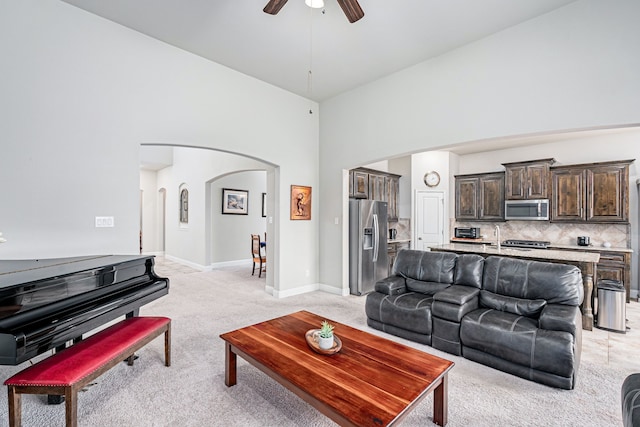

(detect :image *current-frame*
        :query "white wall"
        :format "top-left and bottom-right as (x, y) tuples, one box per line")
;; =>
(211, 172), (267, 265)
(319, 0), (640, 291)
(0, 0), (319, 295)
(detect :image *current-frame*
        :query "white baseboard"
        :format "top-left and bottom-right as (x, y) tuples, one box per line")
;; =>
(209, 259), (252, 270)
(163, 254), (208, 271)
(268, 283), (350, 298)
(272, 283), (321, 298)
(319, 283), (350, 296)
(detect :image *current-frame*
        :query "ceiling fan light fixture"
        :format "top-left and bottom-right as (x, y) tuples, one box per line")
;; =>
(305, 0), (324, 9)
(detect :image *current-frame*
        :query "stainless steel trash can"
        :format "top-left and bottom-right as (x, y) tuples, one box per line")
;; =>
(596, 279), (626, 333)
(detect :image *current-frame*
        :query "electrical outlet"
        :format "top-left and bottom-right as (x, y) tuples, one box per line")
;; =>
(95, 216), (114, 228)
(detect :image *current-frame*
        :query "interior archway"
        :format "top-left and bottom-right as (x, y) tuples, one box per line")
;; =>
(139, 144), (278, 293)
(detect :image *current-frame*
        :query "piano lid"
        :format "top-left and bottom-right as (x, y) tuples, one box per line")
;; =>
(0, 255), (151, 289)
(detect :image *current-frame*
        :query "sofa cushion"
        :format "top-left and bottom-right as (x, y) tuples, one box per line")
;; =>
(365, 291), (434, 335)
(482, 256), (583, 305)
(461, 308), (576, 378)
(394, 250), (457, 288)
(454, 254), (484, 288)
(480, 290), (547, 318)
(405, 279), (450, 295)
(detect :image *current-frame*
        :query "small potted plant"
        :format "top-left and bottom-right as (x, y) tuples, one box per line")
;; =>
(317, 320), (335, 350)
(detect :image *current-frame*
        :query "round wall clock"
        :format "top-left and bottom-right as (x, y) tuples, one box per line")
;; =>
(424, 171), (440, 187)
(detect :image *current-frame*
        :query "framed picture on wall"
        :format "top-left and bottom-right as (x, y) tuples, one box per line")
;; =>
(290, 185), (311, 220)
(222, 188), (249, 215)
(262, 193), (267, 217)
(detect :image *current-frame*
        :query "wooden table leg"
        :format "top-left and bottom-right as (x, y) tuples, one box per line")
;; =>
(224, 342), (237, 387)
(433, 373), (448, 426)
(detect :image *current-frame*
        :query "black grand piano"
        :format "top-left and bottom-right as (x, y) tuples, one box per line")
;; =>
(0, 255), (169, 366)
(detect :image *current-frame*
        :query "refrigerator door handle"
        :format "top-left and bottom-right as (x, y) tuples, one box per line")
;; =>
(372, 213), (379, 263)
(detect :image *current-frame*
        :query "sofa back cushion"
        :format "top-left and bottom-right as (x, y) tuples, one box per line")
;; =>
(454, 254), (484, 288)
(482, 256), (583, 306)
(480, 290), (547, 317)
(394, 250), (457, 294)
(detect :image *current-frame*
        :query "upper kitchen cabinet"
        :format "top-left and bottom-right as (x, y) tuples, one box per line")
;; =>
(350, 170), (369, 199)
(503, 158), (555, 200)
(455, 172), (505, 221)
(385, 175), (400, 221)
(350, 168), (401, 221)
(551, 159), (634, 223)
(368, 171), (387, 202)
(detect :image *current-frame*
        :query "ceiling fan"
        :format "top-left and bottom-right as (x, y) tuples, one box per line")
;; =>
(263, 0), (365, 23)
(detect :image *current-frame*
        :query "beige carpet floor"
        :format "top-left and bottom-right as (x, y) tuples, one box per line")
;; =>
(0, 257), (638, 426)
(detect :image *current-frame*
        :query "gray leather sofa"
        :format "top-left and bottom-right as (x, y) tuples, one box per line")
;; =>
(622, 373), (640, 427)
(365, 249), (584, 390)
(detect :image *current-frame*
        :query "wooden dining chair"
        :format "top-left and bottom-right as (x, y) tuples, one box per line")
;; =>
(251, 234), (266, 278)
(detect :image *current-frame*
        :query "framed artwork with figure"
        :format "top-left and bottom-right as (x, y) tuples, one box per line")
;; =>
(262, 193), (267, 217)
(290, 185), (311, 220)
(222, 188), (248, 215)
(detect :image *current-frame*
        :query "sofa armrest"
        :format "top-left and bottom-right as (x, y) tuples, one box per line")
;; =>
(434, 285), (480, 305)
(374, 276), (407, 295)
(539, 304), (580, 335)
(432, 285), (480, 323)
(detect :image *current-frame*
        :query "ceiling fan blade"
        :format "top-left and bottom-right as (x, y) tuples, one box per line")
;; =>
(263, 0), (289, 15)
(336, 0), (365, 23)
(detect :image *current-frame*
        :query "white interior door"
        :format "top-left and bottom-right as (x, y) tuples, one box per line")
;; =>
(415, 191), (445, 251)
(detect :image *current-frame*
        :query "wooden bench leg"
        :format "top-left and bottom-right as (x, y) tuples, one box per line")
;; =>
(7, 386), (21, 427)
(65, 388), (78, 427)
(165, 324), (171, 367)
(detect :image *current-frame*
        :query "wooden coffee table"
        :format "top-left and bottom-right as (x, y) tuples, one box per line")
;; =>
(220, 310), (454, 426)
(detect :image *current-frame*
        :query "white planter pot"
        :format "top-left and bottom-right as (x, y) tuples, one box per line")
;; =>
(318, 335), (334, 350)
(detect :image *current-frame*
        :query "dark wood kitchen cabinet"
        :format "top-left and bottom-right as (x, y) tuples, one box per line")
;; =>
(552, 245), (632, 303)
(385, 175), (400, 221)
(595, 251), (631, 303)
(368, 172), (386, 202)
(455, 172), (504, 221)
(350, 168), (401, 221)
(551, 159), (633, 223)
(503, 158), (555, 200)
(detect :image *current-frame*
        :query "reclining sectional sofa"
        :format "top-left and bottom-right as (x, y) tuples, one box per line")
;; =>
(365, 249), (584, 390)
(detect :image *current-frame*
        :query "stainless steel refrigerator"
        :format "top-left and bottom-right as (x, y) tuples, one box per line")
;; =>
(349, 199), (389, 295)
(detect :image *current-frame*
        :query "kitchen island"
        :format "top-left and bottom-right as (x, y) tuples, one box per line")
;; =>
(429, 243), (600, 330)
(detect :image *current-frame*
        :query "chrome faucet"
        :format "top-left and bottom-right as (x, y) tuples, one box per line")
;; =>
(495, 225), (501, 252)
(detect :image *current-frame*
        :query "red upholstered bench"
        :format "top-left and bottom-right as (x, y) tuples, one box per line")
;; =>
(4, 316), (171, 427)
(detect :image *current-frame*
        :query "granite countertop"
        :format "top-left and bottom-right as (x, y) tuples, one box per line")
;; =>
(449, 238), (632, 253)
(388, 239), (411, 244)
(548, 244), (633, 253)
(431, 243), (600, 263)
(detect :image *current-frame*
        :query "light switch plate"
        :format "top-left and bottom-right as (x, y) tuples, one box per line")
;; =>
(95, 216), (114, 227)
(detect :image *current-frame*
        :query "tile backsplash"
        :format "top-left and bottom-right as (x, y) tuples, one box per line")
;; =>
(452, 220), (631, 249)
(391, 218), (411, 240)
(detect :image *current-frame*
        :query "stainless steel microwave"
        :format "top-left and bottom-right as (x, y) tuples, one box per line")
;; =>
(504, 199), (549, 221)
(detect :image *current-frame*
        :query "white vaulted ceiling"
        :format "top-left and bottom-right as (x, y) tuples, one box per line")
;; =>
(60, 0), (577, 102)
